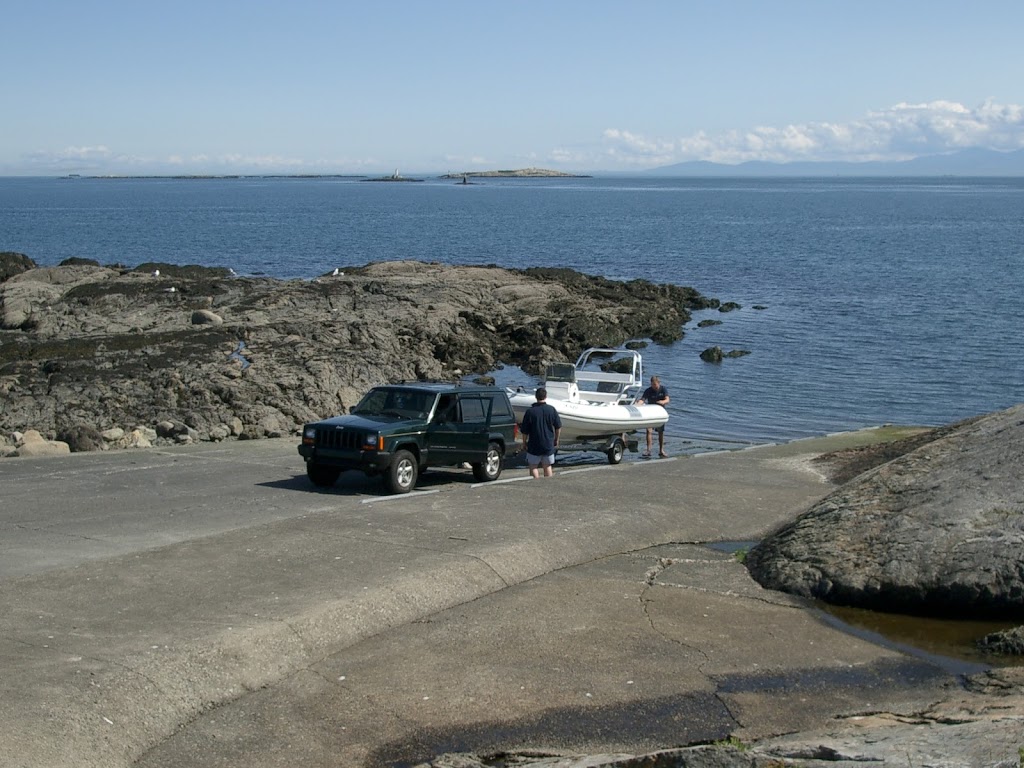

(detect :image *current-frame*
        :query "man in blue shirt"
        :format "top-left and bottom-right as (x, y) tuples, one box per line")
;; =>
(637, 375), (670, 457)
(519, 387), (562, 478)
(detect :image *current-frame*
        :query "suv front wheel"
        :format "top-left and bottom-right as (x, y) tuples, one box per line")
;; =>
(472, 442), (504, 482)
(386, 449), (419, 494)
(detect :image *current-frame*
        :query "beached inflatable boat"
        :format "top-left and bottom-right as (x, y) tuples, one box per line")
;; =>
(507, 347), (669, 442)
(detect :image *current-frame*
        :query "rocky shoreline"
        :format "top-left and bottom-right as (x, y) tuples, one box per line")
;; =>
(0, 252), (717, 456)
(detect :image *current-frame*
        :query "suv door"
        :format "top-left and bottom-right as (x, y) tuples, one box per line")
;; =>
(451, 394), (491, 461)
(426, 393), (491, 466)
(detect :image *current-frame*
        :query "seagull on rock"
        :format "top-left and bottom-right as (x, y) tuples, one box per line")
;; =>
(228, 341), (251, 370)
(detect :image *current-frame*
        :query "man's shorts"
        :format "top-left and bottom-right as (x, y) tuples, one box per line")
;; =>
(526, 452), (555, 467)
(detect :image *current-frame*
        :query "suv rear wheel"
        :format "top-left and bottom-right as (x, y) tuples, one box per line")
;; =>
(386, 449), (418, 494)
(472, 442), (504, 482)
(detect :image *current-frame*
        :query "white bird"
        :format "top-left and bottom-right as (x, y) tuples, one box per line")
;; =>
(164, 286), (177, 293)
(228, 340), (251, 370)
(152, 269), (160, 277)
(331, 267), (340, 276)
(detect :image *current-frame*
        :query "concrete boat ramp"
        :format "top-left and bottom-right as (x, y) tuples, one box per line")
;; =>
(1, 433), (1016, 767)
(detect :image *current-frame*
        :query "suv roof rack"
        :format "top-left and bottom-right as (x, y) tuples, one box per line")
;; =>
(391, 379), (464, 386)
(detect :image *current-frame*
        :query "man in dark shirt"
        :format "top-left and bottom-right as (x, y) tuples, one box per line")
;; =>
(637, 375), (670, 457)
(519, 387), (562, 478)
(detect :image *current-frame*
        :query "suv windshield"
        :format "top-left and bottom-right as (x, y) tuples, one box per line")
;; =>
(352, 388), (435, 420)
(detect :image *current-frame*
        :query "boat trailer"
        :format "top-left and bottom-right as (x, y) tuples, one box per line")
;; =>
(557, 433), (641, 465)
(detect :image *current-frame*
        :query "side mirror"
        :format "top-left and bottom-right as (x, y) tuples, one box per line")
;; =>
(348, 406), (356, 414)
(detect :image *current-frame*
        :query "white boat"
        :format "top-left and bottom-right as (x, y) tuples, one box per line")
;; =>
(507, 347), (669, 442)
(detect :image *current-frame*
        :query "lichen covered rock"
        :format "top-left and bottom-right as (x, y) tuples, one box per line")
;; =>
(747, 404), (1024, 618)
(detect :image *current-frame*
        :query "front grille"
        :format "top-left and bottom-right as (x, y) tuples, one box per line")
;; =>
(315, 428), (365, 451)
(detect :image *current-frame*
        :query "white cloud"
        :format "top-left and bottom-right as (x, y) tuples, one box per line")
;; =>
(22, 145), (114, 168)
(600, 129), (677, 166)
(8, 100), (1024, 175)
(603, 100), (1024, 167)
(9, 147), (376, 176)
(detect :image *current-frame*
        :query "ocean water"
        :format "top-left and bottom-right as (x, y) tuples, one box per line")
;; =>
(3, 175), (1023, 452)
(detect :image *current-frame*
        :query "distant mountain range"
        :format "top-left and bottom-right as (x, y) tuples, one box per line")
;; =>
(647, 148), (1024, 176)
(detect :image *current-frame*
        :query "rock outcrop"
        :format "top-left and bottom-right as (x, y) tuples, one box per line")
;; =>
(700, 346), (751, 363)
(0, 251), (35, 283)
(0, 260), (716, 450)
(746, 403), (1024, 617)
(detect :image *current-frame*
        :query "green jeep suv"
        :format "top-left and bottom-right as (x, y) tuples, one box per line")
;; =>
(298, 383), (519, 494)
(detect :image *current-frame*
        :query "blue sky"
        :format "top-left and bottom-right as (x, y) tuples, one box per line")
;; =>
(4, 0), (1022, 175)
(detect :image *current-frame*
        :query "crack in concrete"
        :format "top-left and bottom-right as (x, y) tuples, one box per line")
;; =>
(10, 522), (112, 543)
(637, 581), (744, 733)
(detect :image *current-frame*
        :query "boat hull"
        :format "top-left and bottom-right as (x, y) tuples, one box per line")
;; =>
(509, 391), (668, 441)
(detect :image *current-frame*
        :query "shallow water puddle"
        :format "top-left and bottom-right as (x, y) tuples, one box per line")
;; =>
(705, 541), (1022, 673)
(816, 602), (1022, 673)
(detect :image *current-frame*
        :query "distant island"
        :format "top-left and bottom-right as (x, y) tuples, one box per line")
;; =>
(440, 167), (591, 179)
(361, 170), (423, 183)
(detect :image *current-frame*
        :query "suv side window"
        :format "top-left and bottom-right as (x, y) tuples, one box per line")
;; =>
(434, 394), (457, 423)
(458, 395), (487, 424)
(488, 394), (513, 421)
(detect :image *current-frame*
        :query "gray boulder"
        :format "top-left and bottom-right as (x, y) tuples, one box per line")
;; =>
(14, 430), (71, 457)
(746, 403), (1024, 617)
(0, 251), (36, 282)
(191, 309), (223, 325)
(56, 424), (105, 452)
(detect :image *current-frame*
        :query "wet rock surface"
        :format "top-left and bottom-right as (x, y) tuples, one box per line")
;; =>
(0, 259), (715, 449)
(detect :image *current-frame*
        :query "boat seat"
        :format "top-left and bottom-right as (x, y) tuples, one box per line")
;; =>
(545, 380), (579, 401)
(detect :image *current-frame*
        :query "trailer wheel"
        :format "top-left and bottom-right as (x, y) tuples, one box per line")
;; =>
(607, 438), (625, 465)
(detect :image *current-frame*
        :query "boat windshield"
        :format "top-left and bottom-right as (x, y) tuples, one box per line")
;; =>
(545, 362), (576, 382)
(571, 348), (643, 400)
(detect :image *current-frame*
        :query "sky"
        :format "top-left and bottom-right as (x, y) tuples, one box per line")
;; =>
(3, 0), (1023, 176)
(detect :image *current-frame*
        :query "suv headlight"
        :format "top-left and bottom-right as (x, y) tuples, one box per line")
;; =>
(363, 433), (381, 450)
(303, 426), (317, 444)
